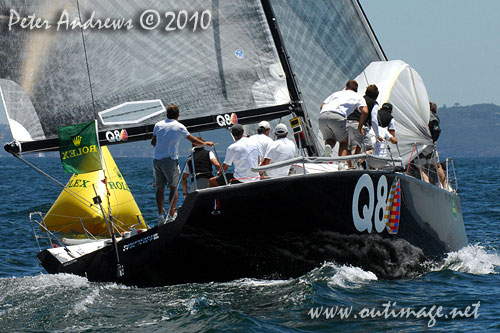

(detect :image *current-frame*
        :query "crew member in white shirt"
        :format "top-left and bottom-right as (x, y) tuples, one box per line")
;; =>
(260, 124), (296, 178)
(151, 104), (213, 224)
(319, 80), (368, 158)
(369, 103), (397, 157)
(249, 120), (274, 163)
(373, 127), (398, 157)
(209, 124), (259, 186)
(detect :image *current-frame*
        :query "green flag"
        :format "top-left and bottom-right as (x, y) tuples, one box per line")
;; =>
(58, 120), (102, 174)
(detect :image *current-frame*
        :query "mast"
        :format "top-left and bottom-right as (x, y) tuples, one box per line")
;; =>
(260, 0), (320, 156)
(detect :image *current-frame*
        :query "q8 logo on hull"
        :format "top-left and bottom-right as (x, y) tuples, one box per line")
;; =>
(352, 174), (390, 233)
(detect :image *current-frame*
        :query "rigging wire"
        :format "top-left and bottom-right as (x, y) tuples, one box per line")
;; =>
(76, 0), (97, 115)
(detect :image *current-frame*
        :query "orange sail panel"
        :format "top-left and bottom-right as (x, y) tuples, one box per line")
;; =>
(43, 146), (147, 235)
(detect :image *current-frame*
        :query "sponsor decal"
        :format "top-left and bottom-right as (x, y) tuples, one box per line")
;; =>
(384, 178), (401, 234)
(107, 181), (130, 192)
(58, 120), (102, 174)
(230, 113), (238, 124)
(67, 179), (91, 188)
(235, 49), (244, 59)
(72, 135), (82, 146)
(61, 145), (98, 160)
(123, 233), (159, 251)
(114, 167), (123, 179)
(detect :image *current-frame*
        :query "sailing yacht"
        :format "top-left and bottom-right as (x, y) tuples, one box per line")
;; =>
(1, 0), (467, 286)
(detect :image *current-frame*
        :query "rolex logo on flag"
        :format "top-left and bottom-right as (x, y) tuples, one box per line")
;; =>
(72, 135), (82, 147)
(59, 120), (102, 174)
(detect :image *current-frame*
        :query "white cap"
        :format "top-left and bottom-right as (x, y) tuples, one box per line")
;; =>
(258, 121), (271, 130)
(274, 123), (288, 135)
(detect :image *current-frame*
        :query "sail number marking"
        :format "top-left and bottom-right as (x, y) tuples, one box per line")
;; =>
(216, 114), (232, 127)
(105, 129), (128, 143)
(352, 174), (389, 233)
(216, 113), (238, 127)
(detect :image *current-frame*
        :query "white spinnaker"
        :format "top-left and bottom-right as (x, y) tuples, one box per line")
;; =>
(355, 60), (433, 165)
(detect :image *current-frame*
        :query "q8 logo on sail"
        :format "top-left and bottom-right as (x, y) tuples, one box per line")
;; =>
(106, 129), (128, 143)
(216, 113), (238, 127)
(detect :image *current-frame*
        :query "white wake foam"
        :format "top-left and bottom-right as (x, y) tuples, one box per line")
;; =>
(326, 263), (378, 288)
(300, 262), (377, 289)
(4, 273), (89, 291)
(71, 288), (99, 314)
(436, 244), (500, 274)
(229, 278), (291, 287)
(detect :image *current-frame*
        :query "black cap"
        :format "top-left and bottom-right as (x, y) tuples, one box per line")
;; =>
(381, 103), (393, 111)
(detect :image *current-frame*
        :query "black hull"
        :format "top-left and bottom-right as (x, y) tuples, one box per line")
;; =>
(37, 171), (467, 286)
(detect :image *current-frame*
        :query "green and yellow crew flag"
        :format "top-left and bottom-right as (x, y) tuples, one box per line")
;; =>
(58, 120), (102, 174)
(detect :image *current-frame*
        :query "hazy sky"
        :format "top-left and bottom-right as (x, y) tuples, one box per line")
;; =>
(1, 1), (498, 125)
(359, 0), (500, 107)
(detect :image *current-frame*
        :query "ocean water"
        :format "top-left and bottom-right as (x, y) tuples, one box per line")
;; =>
(0, 156), (499, 332)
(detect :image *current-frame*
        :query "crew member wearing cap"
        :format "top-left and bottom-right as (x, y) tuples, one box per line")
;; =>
(378, 103), (396, 136)
(249, 120), (274, 164)
(371, 103), (398, 157)
(209, 124), (259, 187)
(368, 102), (397, 157)
(151, 104), (213, 224)
(260, 124), (296, 178)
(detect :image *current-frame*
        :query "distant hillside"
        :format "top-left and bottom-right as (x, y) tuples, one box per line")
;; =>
(1, 104), (499, 157)
(437, 103), (500, 157)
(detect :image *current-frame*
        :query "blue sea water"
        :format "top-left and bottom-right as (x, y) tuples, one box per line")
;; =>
(0, 156), (499, 332)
